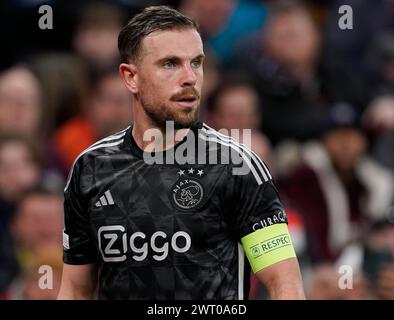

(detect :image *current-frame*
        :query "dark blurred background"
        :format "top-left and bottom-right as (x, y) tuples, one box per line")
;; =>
(0, 0), (393, 300)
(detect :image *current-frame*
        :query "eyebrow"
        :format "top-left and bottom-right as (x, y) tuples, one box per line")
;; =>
(156, 54), (206, 64)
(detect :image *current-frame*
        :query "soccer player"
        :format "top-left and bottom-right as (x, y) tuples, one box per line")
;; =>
(58, 6), (305, 300)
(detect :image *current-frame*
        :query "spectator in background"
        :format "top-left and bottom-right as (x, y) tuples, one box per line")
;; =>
(72, 2), (126, 71)
(11, 188), (63, 264)
(371, 129), (394, 172)
(0, 66), (41, 137)
(322, 0), (394, 109)
(29, 54), (90, 134)
(231, 1), (324, 144)
(0, 64), (68, 180)
(362, 214), (394, 299)
(0, 137), (42, 298)
(363, 95), (394, 136)
(179, 0), (235, 49)
(306, 263), (370, 300)
(0, 135), (42, 225)
(205, 77), (273, 168)
(0, 230), (19, 299)
(199, 52), (220, 113)
(179, 0), (268, 65)
(362, 95), (394, 172)
(326, 208), (394, 300)
(52, 68), (133, 169)
(366, 31), (394, 100)
(277, 104), (394, 263)
(207, 78), (261, 130)
(9, 244), (63, 300)
(5, 187), (64, 298)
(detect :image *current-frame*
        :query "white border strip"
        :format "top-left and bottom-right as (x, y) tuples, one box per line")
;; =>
(202, 124), (272, 180)
(89, 127), (128, 149)
(238, 243), (245, 300)
(198, 133), (263, 185)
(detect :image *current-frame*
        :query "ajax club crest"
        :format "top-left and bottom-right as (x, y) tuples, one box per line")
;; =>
(171, 168), (205, 210)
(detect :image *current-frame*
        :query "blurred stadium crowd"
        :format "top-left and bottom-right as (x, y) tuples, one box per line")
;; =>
(0, 0), (393, 300)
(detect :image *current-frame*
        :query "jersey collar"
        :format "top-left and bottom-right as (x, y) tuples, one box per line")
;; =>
(124, 121), (203, 160)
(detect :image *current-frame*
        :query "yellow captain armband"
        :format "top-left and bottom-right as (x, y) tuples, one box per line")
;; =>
(241, 223), (296, 273)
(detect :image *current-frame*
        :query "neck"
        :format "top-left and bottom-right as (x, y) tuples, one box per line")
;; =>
(132, 103), (190, 153)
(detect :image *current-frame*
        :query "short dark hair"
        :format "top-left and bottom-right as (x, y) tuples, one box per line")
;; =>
(118, 5), (199, 63)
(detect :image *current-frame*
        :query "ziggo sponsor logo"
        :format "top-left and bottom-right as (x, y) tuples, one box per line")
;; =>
(98, 225), (191, 262)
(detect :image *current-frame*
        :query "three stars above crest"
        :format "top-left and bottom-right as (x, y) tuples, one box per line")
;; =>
(177, 168), (204, 177)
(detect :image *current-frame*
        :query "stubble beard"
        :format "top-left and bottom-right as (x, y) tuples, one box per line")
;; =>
(140, 95), (200, 130)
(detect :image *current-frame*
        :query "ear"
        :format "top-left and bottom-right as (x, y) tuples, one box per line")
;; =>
(119, 63), (139, 94)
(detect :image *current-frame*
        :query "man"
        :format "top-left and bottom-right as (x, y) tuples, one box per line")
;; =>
(58, 6), (305, 300)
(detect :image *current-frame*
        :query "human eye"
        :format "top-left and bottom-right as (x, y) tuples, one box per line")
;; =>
(191, 59), (202, 69)
(163, 60), (176, 69)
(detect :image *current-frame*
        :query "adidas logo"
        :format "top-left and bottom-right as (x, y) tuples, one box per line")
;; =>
(95, 190), (115, 207)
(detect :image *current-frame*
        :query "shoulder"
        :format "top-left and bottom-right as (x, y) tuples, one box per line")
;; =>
(197, 123), (272, 186)
(64, 126), (130, 192)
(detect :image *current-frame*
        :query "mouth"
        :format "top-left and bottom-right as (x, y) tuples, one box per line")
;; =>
(173, 95), (198, 107)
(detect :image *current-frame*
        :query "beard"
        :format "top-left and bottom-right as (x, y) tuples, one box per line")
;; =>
(140, 87), (200, 130)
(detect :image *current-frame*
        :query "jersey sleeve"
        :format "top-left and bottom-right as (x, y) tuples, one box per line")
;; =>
(225, 157), (288, 239)
(225, 157), (297, 273)
(63, 157), (98, 264)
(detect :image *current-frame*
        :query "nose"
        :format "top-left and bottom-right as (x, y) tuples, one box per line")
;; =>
(180, 64), (197, 87)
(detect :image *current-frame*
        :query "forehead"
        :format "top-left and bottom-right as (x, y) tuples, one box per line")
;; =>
(140, 28), (204, 60)
(0, 68), (40, 94)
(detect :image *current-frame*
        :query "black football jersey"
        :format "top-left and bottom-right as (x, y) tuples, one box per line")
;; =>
(62, 122), (287, 299)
